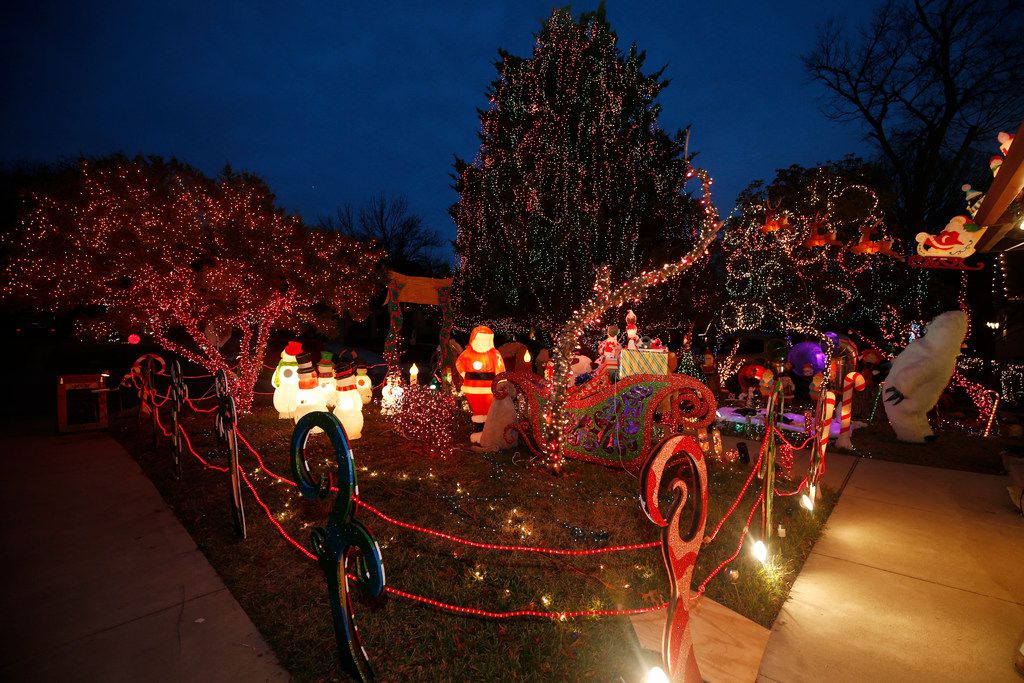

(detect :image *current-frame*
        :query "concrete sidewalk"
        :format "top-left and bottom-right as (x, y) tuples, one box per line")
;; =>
(759, 457), (1024, 682)
(0, 427), (287, 682)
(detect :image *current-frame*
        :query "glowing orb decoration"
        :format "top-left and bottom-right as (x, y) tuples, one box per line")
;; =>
(127, 333), (141, 345)
(788, 341), (827, 376)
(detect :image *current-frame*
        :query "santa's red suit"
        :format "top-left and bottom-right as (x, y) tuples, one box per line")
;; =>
(456, 326), (506, 424)
(598, 338), (621, 367)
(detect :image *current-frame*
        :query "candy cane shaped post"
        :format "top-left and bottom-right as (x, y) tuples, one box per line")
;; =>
(836, 372), (865, 448)
(807, 390), (836, 504)
(983, 390), (1000, 438)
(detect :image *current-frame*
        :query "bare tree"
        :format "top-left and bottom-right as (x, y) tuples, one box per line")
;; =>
(319, 194), (445, 274)
(804, 0), (1024, 232)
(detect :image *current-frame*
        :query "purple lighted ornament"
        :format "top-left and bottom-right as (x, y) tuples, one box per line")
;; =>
(787, 342), (827, 376)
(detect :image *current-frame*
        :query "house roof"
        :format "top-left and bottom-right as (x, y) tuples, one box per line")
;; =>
(975, 119), (1024, 253)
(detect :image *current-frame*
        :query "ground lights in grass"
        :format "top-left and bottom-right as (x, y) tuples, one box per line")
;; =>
(142, 367), (832, 683)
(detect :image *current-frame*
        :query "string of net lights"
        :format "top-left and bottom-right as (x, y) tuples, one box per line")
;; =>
(384, 384), (461, 458)
(450, 6), (705, 331)
(0, 156), (383, 411)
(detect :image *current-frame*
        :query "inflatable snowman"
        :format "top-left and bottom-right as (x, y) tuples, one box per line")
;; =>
(380, 374), (405, 417)
(354, 363), (373, 404)
(272, 341), (302, 419)
(883, 311), (968, 442)
(332, 362), (363, 440)
(317, 351), (338, 409)
(292, 353), (328, 430)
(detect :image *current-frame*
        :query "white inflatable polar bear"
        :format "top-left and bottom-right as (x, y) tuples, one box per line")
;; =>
(883, 310), (967, 443)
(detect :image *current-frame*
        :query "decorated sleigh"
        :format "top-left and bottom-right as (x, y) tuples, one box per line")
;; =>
(493, 368), (717, 472)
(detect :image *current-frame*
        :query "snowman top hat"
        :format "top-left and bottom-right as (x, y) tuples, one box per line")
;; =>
(318, 351), (335, 378)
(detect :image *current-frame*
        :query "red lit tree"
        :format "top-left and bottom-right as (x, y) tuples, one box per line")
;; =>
(1, 155), (384, 411)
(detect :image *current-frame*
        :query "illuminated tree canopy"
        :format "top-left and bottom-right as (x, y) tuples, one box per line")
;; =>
(719, 159), (923, 342)
(451, 3), (702, 330)
(1, 155), (384, 410)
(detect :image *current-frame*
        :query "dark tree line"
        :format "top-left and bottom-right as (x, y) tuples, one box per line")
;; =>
(804, 0), (1024, 233)
(319, 194), (449, 277)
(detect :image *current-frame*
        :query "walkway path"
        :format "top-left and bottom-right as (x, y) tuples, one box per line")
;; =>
(759, 457), (1024, 682)
(0, 426), (288, 682)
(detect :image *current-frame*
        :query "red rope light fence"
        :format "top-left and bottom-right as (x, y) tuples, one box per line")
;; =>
(141, 383), (814, 621)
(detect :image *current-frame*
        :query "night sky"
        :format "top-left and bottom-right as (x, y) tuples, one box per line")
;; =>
(2, 1), (877, 260)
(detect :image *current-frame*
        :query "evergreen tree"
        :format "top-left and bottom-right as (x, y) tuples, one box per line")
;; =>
(451, 4), (701, 330)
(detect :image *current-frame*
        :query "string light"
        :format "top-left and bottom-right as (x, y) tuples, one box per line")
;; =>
(451, 7), (709, 330)
(540, 166), (720, 466)
(719, 165), (908, 339)
(0, 156), (384, 412)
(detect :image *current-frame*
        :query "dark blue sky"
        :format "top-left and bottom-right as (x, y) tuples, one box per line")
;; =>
(2, 1), (877, 260)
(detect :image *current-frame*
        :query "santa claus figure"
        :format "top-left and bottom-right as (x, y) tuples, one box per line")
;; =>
(702, 351), (717, 376)
(598, 325), (621, 376)
(915, 215), (986, 259)
(455, 326), (506, 439)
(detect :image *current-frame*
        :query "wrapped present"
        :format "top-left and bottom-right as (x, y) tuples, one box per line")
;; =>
(619, 348), (669, 378)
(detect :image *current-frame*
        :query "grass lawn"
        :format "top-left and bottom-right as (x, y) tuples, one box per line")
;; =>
(111, 399), (838, 682)
(839, 420), (1016, 474)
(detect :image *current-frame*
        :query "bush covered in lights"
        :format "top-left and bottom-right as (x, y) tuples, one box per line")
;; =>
(0, 155), (384, 411)
(719, 158), (921, 339)
(386, 384), (461, 458)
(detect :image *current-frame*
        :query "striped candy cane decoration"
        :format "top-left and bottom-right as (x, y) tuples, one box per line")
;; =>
(817, 390), (836, 461)
(836, 372), (865, 448)
(806, 390), (836, 507)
